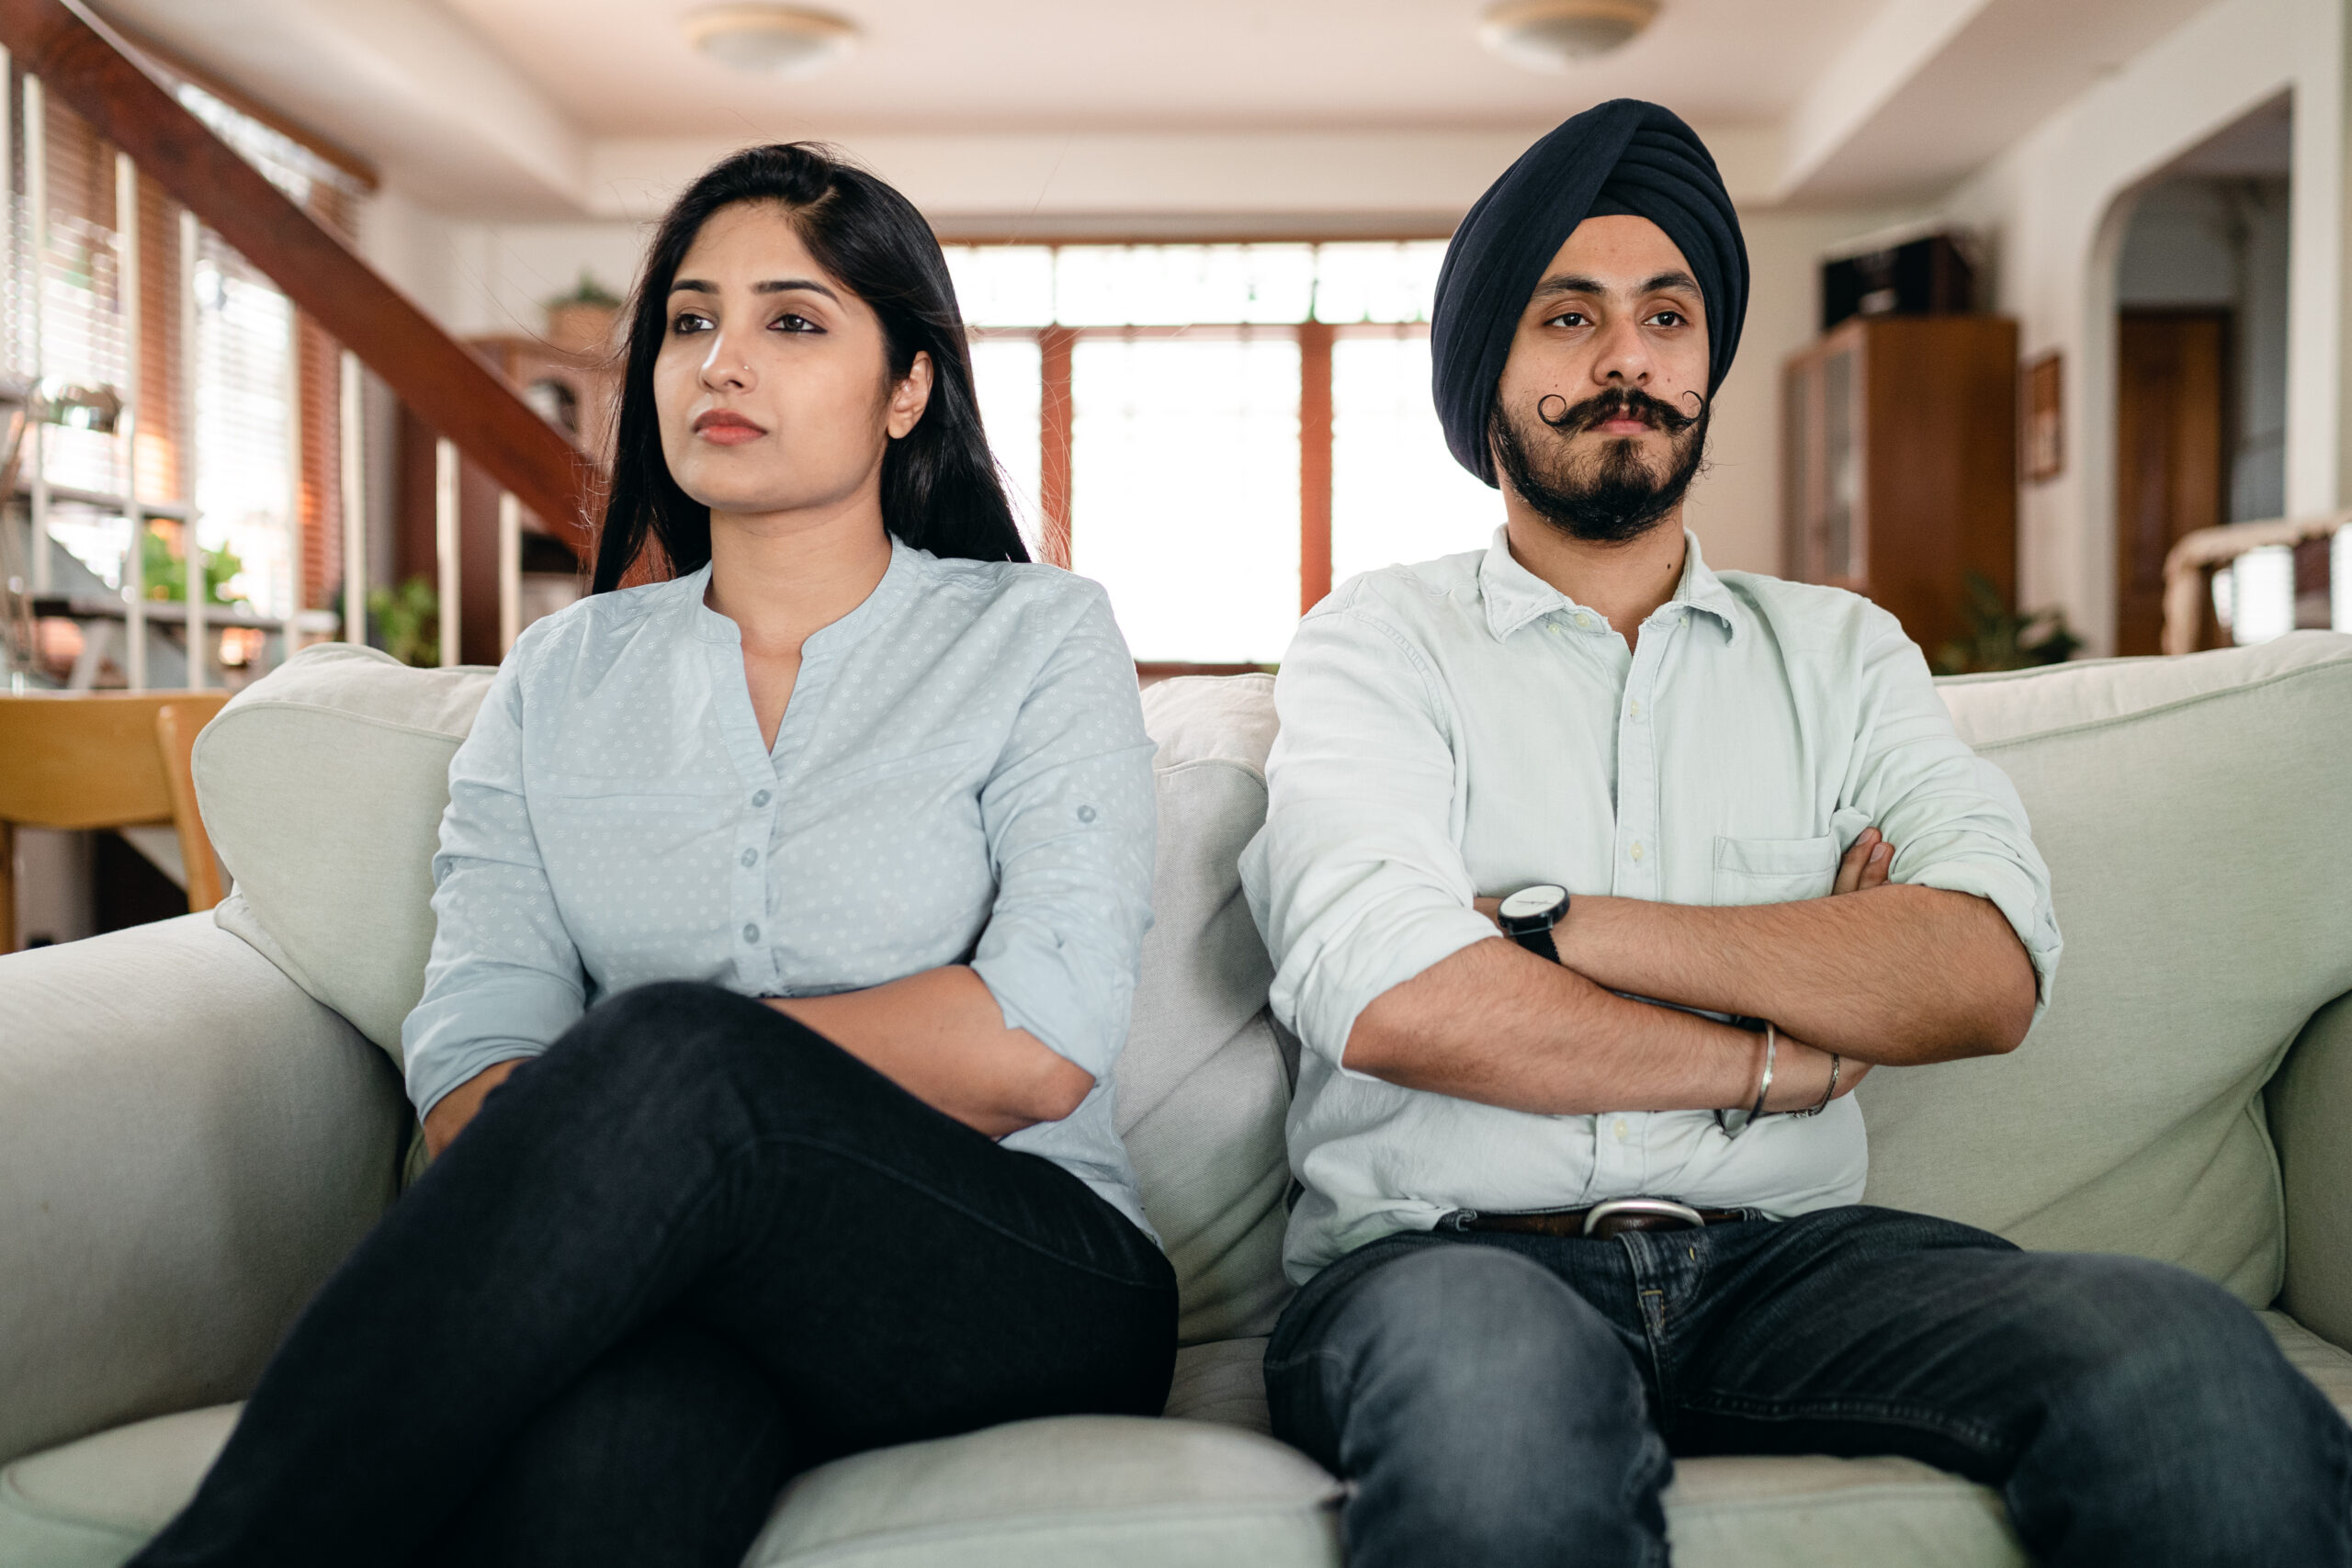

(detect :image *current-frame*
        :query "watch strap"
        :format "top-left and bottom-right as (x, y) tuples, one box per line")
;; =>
(1510, 926), (1561, 964)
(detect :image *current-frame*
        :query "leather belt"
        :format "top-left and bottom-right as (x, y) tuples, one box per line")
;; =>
(1456, 1197), (1754, 1239)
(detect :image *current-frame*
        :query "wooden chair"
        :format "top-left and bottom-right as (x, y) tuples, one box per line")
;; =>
(0, 690), (231, 953)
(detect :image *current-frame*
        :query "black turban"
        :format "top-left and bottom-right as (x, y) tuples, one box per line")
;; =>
(1431, 98), (1748, 486)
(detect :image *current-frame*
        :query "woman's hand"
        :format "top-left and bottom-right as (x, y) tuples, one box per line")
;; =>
(422, 1058), (526, 1158)
(767, 967), (1094, 1139)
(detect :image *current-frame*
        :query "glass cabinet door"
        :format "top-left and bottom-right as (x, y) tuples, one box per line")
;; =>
(1781, 335), (1864, 590)
(1821, 341), (1861, 584)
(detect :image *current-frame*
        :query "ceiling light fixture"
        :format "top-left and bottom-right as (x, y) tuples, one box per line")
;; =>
(1479, 0), (1661, 71)
(683, 5), (860, 78)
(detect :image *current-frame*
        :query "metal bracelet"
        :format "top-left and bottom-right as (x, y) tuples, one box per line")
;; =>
(1713, 1021), (1778, 1140)
(1793, 1052), (1840, 1118)
(1748, 1022), (1776, 1122)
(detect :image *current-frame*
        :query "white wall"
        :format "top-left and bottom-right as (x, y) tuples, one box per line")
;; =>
(1685, 205), (1923, 572)
(1930, 0), (2342, 653)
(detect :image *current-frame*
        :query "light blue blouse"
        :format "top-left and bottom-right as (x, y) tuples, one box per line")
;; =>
(401, 539), (1161, 1231)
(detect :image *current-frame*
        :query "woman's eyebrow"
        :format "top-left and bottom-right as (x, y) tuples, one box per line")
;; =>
(753, 278), (840, 300)
(665, 276), (842, 301)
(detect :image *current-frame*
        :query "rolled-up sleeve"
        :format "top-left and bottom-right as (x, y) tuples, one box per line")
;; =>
(1240, 604), (1498, 1071)
(399, 639), (586, 1117)
(968, 586), (1159, 1083)
(1845, 611), (2064, 1014)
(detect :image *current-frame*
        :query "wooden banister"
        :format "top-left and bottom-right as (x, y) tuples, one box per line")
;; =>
(2161, 512), (2346, 655)
(0, 0), (597, 552)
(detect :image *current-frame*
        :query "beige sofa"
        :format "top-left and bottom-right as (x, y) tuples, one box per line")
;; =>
(4, 630), (2351, 1568)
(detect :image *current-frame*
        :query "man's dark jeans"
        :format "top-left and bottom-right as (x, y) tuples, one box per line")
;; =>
(130, 981), (1178, 1568)
(1266, 1206), (2352, 1566)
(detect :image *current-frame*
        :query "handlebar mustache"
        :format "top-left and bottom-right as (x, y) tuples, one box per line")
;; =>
(1535, 388), (1703, 434)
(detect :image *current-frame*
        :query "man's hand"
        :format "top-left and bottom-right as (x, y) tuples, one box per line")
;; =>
(1549, 824), (2036, 1065)
(1434, 826), (1894, 1115)
(422, 1058), (526, 1158)
(1831, 826), (1894, 895)
(1475, 825), (1895, 926)
(1761, 1028), (1871, 1110)
(1755, 826), (1883, 1102)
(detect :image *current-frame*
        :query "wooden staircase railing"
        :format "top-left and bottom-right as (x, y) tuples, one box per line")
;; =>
(0, 0), (597, 558)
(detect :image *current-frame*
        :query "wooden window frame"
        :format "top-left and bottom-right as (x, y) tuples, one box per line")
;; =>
(979, 277), (1437, 676)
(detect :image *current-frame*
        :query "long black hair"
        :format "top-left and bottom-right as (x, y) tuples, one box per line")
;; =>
(591, 143), (1026, 592)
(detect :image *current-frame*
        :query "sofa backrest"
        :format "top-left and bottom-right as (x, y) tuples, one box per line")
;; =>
(196, 631), (2352, 1338)
(1860, 631), (2352, 1305)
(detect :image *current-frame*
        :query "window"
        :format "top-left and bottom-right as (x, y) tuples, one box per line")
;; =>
(945, 242), (1493, 667)
(5, 62), (369, 688)
(1069, 333), (1300, 662)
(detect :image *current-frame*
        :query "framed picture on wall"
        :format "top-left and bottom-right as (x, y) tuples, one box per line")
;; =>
(2022, 351), (2064, 481)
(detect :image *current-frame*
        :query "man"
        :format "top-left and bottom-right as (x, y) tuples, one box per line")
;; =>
(1239, 99), (2349, 1567)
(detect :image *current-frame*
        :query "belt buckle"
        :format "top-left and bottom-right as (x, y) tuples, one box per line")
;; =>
(1582, 1197), (1707, 1236)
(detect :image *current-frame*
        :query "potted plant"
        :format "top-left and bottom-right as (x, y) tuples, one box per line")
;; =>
(546, 272), (624, 357)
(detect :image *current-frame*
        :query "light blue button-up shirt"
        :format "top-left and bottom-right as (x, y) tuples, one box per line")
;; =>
(1242, 527), (2062, 1280)
(401, 540), (1160, 1230)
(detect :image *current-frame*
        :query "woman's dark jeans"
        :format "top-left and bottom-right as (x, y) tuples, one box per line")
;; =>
(1267, 1207), (2352, 1568)
(130, 981), (1178, 1568)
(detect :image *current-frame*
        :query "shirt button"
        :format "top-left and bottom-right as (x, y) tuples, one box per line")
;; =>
(1612, 1118), (1628, 1141)
(742, 922), (761, 943)
(1630, 841), (1645, 862)
(1629, 699), (1643, 719)
(740, 848), (758, 868)
(752, 789), (772, 807)
(1577, 613), (1598, 630)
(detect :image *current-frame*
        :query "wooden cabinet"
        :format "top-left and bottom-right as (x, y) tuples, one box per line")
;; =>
(1781, 315), (2018, 655)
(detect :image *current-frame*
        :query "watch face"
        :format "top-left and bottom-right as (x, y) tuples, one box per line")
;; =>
(1498, 884), (1568, 925)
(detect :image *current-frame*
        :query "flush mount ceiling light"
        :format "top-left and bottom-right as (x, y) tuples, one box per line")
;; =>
(1479, 0), (1661, 71)
(683, 5), (860, 77)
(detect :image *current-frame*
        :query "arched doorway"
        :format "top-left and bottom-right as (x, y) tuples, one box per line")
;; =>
(2109, 95), (2291, 655)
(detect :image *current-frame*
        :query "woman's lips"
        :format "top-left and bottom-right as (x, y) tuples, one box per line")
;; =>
(694, 411), (766, 445)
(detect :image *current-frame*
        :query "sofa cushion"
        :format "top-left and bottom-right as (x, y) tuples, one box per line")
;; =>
(1859, 633), (2352, 1304)
(13, 1314), (2345, 1568)
(0, 916), (405, 1472)
(195, 645), (494, 1060)
(745, 1415), (1342, 1567)
(1124, 676), (1291, 1345)
(0, 1404), (237, 1568)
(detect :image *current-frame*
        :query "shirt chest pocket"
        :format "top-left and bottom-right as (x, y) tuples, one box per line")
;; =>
(1712, 833), (1838, 906)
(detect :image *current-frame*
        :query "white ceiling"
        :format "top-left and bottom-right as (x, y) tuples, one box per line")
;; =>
(94, 0), (2227, 219)
(431, 0), (1883, 137)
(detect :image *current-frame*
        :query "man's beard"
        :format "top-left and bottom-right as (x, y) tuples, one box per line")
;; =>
(1489, 385), (1710, 545)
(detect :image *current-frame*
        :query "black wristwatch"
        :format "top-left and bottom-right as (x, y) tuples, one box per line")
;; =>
(1498, 884), (1570, 964)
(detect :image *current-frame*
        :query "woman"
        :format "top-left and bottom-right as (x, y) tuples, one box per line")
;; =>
(134, 143), (1175, 1568)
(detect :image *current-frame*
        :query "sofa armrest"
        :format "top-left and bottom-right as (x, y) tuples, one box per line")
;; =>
(0, 914), (408, 1465)
(2269, 990), (2352, 1350)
